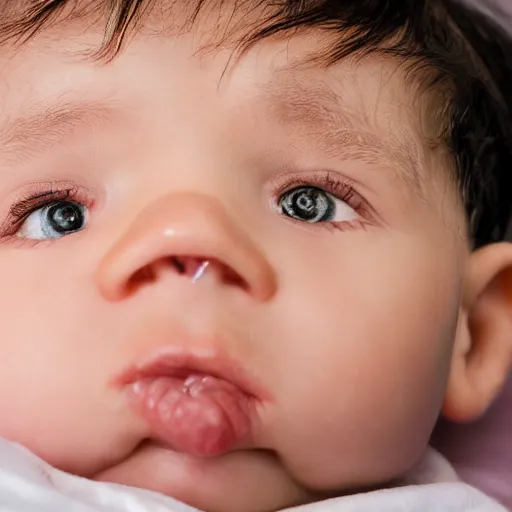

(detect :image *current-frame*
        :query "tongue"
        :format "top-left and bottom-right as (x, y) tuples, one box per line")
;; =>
(129, 374), (251, 457)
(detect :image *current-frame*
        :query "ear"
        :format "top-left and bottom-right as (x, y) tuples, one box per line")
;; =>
(443, 242), (512, 423)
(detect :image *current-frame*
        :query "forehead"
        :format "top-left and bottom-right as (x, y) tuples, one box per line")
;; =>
(0, 1), (431, 193)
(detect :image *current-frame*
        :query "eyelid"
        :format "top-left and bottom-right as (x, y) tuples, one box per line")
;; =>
(0, 181), (99, 239)
(268, 170), (378, 224)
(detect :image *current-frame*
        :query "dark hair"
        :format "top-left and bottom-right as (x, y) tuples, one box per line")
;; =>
(3, 0), (512, 247)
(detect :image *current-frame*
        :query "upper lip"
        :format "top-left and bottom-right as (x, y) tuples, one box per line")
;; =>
(114, 347), (270, 401)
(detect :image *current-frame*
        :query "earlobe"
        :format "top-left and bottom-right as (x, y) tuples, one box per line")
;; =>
(443, 242), (512, 423)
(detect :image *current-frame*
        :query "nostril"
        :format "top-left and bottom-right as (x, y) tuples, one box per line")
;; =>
(169, 256), (206, 278)
(169, 256), (249, 291)
(222, 265), (247, 290)
(124, 256), (251, 298)
(170, 256), (187, 274)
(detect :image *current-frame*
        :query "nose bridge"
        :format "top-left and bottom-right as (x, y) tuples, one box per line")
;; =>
(95, 193), (276, 301)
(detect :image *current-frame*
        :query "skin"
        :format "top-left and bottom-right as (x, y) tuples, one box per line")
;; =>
(0, 5), (511, 512)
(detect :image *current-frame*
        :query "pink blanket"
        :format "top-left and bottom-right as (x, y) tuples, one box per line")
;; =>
(434, 378), (512, 509)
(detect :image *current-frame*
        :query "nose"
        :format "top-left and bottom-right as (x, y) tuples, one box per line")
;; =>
(95, 193), (277, 302)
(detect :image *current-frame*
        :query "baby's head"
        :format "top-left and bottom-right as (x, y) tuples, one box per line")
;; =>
(0, 0), (511, 510)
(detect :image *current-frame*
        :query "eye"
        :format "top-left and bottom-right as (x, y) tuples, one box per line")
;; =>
(278, 186), (358, 224)
(17, 201), (88, 240)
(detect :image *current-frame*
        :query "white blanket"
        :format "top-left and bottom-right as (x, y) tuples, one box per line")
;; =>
(0, 438), (507, 511)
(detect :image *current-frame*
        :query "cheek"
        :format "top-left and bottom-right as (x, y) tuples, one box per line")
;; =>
(0, 252), (134, 475)
(268, 235), (461, 490)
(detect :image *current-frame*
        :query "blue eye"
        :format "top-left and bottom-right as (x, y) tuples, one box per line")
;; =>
(279, 186), (357, 224)
(279, 187), (334, 222)
(17, 201), (88, 240)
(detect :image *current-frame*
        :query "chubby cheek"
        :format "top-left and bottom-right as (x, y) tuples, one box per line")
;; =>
(0, 254), (136, 476)
(268, 238), (461, 490)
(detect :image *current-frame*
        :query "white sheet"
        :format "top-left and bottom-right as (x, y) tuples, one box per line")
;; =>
(0, 438), (507, 511)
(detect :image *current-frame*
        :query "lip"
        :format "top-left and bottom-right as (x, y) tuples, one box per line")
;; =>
(113, 347), (271, 402)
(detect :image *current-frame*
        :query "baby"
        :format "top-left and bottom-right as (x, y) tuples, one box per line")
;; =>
(0, 0), (511, 511)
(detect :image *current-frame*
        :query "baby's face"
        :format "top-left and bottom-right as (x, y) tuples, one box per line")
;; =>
(0, 7), (469, 512)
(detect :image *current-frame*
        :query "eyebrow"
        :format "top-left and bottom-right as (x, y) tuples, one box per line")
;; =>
(0, 98), (118, 163)
(0, 82), (425, 194)
(262, 77), (425, 194)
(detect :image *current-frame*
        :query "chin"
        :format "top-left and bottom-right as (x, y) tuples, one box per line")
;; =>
(94, 441), (313, 512)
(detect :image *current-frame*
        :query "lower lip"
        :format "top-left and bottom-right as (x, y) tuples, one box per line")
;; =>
(126, 372), (254, 457)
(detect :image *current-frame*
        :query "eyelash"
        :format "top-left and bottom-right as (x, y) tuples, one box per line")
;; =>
(0, 174), (371, 244)
(273, 172), (373, 230)
(0, 184), (94, 241)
